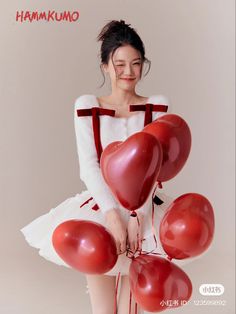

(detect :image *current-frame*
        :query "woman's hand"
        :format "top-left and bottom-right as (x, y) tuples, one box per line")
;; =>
(127, 212), (144, 253)
(105, 209), (127, 255)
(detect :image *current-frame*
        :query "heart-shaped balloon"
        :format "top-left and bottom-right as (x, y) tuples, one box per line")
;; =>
(52, 220), (117, 274)
(159, 193), (215, 259)
(129, 254), (192, 312)
(143, 114), (191, 184)
(100, 132), (163, 211)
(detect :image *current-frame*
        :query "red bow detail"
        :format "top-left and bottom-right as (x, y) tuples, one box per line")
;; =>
(77, 106), (115, 211)
(129, 103), (168, 126)
(77, 107), (115, 162)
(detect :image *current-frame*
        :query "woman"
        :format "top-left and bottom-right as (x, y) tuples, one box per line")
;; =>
(20, 19), (189, 314)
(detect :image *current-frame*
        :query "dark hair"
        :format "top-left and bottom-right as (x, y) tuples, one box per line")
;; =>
(96, 19), (151, 88)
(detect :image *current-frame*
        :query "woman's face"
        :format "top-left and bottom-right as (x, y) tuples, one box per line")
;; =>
(103, 45), (143, 91)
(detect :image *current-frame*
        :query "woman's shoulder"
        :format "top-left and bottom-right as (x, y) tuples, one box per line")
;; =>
(74, 94), (97, 109)
(149, 94), (170, 104)
(149, 94), (172, 112)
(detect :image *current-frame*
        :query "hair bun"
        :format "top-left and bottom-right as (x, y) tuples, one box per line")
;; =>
(119, 20), (126, 26)
(97, 19), (131, 42)
(119, 19), (131, 28)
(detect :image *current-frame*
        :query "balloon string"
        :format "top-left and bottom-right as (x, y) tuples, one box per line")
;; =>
(114, 272), (121, 314)
(151, 183), (158, 250)
(125, 182), (171, 260)
(129, 289), (132, 314)
(136, 214), (140, 250)
(125, 244), (164, 259)
(126, 212), (142, 259)
(128, 289), (138, 314)
(140, 250), (163, 256)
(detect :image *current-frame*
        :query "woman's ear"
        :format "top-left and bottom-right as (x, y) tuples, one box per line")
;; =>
(102, 63), (108, 74)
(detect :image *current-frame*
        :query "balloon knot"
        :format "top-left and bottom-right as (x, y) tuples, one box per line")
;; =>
(157, 181), (163, 189)
(130, 211), (137, 217)
(167, 255), (173, 262)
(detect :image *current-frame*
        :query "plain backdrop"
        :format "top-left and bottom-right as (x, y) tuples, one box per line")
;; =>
(0, 0), (235, 313)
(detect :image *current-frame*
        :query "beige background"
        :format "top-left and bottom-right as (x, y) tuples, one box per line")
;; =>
(0, 0), (235, 313)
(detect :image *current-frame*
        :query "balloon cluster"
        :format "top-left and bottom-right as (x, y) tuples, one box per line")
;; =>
(52, 114), (215, 313)
(100, 113), (215, 312)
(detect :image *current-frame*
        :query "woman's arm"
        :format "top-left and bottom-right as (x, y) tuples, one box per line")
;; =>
(74, 95), (127, 254)
(74, 95), (119, 213)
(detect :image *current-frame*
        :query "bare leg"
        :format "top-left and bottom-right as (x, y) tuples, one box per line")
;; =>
(118, 275), (144, 314)
(86, 274), (116, 314)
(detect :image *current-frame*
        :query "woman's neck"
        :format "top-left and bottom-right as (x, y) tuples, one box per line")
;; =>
(102, 91), (143, 108)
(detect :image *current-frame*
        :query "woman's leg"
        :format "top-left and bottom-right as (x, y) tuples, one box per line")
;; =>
(86, 274), (116, 314)
(118, 275), (144, 314)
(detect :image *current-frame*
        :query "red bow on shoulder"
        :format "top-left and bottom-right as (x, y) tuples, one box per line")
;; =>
(77, 107), (115, 161)
(129, 103), (168, 126)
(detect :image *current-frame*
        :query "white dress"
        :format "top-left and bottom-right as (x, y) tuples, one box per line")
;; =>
(20, 94), (195, 276)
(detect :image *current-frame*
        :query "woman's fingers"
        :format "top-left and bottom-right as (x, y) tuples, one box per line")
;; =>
(120, 236), (127, 253)
(116, 237), (143, 254)
(128, 236), (144, 253)
(127, 214), (144, 253)
(116, 238), (127, 254)
(128, 239), (137, 253)
(117, 243), (124, 254)
(105, 208), (128, 255)
(138, 238), (142, 250)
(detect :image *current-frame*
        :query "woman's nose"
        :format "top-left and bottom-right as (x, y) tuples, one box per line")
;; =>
(124, 64), (133, 75)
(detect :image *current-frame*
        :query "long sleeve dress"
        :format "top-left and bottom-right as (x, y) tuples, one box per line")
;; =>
(20, 94), (193, 276)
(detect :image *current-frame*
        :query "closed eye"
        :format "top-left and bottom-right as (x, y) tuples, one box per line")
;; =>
(116, 63), (141, 66)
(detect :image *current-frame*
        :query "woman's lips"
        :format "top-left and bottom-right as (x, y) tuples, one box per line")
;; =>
(121, 78), (135, 81)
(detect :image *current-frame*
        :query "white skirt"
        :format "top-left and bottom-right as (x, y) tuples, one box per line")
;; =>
(20, 190), (196, 276)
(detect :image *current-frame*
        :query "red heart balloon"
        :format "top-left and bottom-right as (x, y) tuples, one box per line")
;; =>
(129, 254), (192, 312)
(160, 193), (215, 259)
(52, 220), (117, 274)
(143, 114), (191, 183)
(100, 132), (163, 211)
